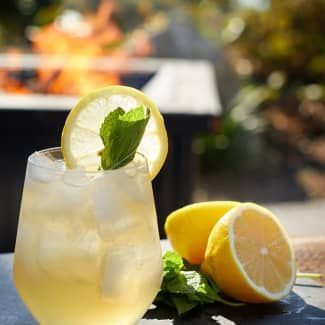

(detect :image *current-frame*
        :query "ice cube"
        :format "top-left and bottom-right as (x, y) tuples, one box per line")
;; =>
(91, 170), (150, 240)
(28, 152), (60, 183)
(63, 167), (90, 187)
(101, 245), (142, 299)
(26, 176), (90, 219)
(123, 154), (149, 178)
(101, 244), (162, 301)
(54, 159), (66, 171)
(123, 161), (137, 177)
(37, 220), (103, 283)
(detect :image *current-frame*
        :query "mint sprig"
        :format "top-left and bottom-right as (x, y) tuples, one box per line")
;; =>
(154, 251), (243, 316)
(100, 105), (150, 170)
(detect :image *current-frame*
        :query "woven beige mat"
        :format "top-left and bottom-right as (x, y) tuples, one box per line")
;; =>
(292, 236), (325, 285)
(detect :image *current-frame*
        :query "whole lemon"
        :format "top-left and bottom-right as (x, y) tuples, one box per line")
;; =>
(165, 201), (239, 265)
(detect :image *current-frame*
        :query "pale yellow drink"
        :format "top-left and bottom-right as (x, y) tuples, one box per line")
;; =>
(14, 148), (162, 325)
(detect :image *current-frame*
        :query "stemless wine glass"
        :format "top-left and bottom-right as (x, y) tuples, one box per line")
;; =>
(13, 148), (162, 325)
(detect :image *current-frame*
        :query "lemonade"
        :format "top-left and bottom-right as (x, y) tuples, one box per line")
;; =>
(13, 86), (168, 324)
(14, 149), (162, 325)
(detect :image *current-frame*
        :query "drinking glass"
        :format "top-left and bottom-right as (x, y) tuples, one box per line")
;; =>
(13, 148), (162, 325)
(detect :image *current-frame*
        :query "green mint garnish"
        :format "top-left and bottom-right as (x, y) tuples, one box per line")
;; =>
(154, 251), (243, 316)
(99, 105), (150, 170)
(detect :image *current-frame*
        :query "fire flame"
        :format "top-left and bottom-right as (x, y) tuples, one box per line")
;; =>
(0, 0), (152, 96)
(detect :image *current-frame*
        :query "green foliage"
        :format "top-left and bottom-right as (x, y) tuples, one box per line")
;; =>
(155, 251), (242, 316)
(0, 0), (62, 47)
(226, 0), (325, 83)
(199, 0), (324, 172)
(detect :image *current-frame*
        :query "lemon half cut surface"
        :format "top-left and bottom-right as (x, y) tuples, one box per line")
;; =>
(61, 86), (168, 179)
(202, 202), (296, 303)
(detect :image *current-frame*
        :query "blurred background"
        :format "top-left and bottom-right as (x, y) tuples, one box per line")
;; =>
(0, 0), (324, 250)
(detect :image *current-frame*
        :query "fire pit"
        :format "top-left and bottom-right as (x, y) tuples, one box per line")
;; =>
(0, 55), (221, 252)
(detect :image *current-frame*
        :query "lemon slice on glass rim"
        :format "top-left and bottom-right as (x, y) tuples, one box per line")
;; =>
(61, 86), (168, 179)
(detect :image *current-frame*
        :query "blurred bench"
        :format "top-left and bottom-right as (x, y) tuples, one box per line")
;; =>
(0, 58), (221, 252)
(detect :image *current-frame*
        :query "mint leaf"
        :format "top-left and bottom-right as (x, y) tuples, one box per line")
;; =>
(100, 107), (125, 147)
(171, 295), (199, 315)
(155, 292), (199, 316)
(100, 105), (150, 170)
(154, 251), (243, 316)
(163, 251), (184, 273)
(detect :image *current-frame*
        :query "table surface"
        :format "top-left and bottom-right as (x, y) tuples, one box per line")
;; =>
(1, 245), (325, 325)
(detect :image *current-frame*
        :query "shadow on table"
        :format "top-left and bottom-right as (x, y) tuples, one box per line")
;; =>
(144, 291), (325, 324)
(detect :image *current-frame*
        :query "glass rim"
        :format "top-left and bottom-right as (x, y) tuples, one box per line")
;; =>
(27, 147), (149, 176)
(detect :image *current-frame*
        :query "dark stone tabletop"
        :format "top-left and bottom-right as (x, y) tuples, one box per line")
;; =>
(1, 247), (325, 324)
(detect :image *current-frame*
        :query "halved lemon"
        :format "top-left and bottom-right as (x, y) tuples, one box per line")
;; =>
(61, 86), (168, 179)
(201, 202), (296, 303)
